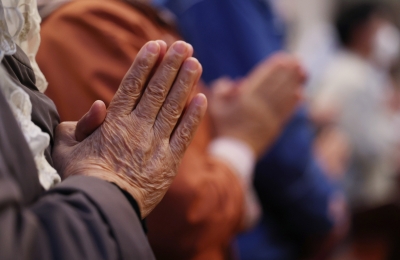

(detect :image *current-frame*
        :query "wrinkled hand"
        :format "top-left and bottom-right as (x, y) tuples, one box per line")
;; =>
(53, 41), (207, 217)
(209, 54), (305, 157)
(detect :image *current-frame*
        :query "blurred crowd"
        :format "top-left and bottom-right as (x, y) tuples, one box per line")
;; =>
(1, 0), (400, 259)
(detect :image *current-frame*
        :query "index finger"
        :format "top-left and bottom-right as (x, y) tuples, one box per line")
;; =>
(108, 41), (161, 117)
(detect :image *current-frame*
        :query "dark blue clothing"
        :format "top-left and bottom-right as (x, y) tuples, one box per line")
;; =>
(237, 109), (336, 259)
(154, 0), (285, 84)
(154, 0), (337, 258)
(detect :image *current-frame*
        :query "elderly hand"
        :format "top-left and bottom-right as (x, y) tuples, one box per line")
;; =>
(209, 54), (305, 157)
(52, 41), (207, 217)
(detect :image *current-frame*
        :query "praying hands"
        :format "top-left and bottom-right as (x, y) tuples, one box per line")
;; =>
(52, 41), (207, 217)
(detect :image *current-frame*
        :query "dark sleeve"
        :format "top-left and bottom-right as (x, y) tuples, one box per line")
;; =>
(0, 175), (155, 260)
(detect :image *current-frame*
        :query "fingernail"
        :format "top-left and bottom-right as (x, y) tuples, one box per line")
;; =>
(187, 43), (193, 53)
(173, 41), (187, 54)
(146, 41), (159, 54)
(156, 40), (167, 50)
(194, 94), (207, 106)
(184, 58), (199, 71)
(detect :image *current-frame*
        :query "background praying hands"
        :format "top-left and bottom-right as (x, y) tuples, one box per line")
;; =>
(209, 54), (306, 157)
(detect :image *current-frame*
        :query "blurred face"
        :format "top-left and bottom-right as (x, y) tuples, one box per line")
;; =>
(353, 15), (383, 55)
(370, 18), (400, 68)
(354, 15), (400, 68)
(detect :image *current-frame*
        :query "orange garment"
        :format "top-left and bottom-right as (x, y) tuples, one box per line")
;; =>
(37, 1), (244, 259)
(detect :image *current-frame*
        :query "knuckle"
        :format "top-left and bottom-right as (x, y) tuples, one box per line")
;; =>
(122, 75), (142, 94)
(176, 125), (192, 147)
(177, 72), (194, 88)
(163, 57), (180, 72)
(136, 56), (151, 71)
(134, 106), (152, 122)
(189, 107), (202, 124)
(164, 99), (182, 119)
(147, 82), (166, 103)
(176, 112), (201, 143)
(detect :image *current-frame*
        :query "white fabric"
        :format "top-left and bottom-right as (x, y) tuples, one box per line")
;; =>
(0, 1), (17, 57)
(208, 137), (260, 229)
(0, 0), (60, 189)
(18, 0), (47, 92)
(0, 65), (61, 189)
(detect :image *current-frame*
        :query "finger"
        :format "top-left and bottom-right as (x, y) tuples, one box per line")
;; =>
(270, 69), (303, 118)
(134, 41), (191, 123)
(75, 100), (107, 142)
(186, 61), (203, 103)
(154, 40), (168, 70)
(247, 52), (292, 86)
(187, 43), (194, 57)
(154, 57), (202, 138)
(156, 40), (168, 56)
(260, 57), (301, 99)
(144, 41), (168, 89)
(108, 41), (161, 116)
(248, 55), (295, 96)
(211, 77), (235, 95)
(170, 93), (207, 160)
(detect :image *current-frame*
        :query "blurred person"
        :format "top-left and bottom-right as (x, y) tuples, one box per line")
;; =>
(276, 0), (338, 96)
(0, 0), (210, 258)
(310, 4), (400, 258)
(311, 2), (400, 210)
(36, 0), (305, 259)
(153, 0), (348, 259)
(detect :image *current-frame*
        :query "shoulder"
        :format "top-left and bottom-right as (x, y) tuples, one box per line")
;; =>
(42, 0), (158, 36)
(42, 0), (177, 45)
(46, 0), (145, 22)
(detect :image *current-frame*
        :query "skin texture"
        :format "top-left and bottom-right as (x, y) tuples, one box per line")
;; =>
(209, 54), (306, 157)
(52, 41), (207, 217)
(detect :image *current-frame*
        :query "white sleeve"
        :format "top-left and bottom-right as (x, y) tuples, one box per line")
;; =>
(208, 137), (261, 229)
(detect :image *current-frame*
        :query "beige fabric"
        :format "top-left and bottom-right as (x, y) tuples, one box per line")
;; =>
(14, 0), (48, 92)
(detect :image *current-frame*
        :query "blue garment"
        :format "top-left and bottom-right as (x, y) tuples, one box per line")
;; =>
(154, 0), (285, 84)
(237, 109), (336, 259)
(154, 0), (337, 258)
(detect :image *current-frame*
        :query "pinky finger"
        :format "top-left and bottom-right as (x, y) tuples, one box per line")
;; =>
(170, 93), (207, 159)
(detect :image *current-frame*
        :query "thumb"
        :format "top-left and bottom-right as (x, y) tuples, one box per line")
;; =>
(75, 100), (107, 142)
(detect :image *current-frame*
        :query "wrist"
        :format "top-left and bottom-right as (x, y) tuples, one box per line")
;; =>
(64, 162), (146, 218)
(208, 137), (256, 185)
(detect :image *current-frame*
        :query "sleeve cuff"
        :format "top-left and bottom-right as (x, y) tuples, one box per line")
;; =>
(113, 184), (148, 233)
(208, 137), (256, 186)
(208, 137), (261, 228)
(54, 176), (155, 260)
